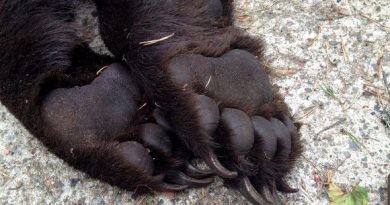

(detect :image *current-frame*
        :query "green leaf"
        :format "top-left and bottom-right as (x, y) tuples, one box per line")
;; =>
(350, 186), (368, 205)
(327, 172), (368, 205)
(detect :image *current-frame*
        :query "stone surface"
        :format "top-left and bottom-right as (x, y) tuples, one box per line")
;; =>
(0, 0), (389, 204)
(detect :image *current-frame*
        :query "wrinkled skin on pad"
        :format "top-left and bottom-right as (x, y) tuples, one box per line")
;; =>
(137, 123), (215, 188)
(42, 63), (140, 141)
(39, 58), (299, 204)
(138, 123), (172, 156)
(0, 0), (302, 204)
(194, 94), (220, 135)
(168, 49), (273, 112)
(270, 118), (292, 160)
(215, 106), (299, 205)
(166, 49), (301, 204)
(42, 64), (215, 192)
(221, 108), (254, 156)
(252, 116), (278, 160)
(117, 141), (155, 175)
(149, 89), (300, 204)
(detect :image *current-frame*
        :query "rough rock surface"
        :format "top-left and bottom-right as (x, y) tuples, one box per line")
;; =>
(0, 0), (389, 204)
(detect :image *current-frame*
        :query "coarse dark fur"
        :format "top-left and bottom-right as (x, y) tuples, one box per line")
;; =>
(0, 0), (302, 203)
(94, 0), (263, 158)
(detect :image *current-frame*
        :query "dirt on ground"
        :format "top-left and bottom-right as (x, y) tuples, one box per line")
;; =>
(0, 0), (389, 204)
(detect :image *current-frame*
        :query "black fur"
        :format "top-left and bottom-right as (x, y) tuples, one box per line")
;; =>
(0, 0), (302, 204)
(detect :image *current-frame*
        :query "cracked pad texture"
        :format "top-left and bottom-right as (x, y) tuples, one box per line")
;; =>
(0, 0), (389, 204)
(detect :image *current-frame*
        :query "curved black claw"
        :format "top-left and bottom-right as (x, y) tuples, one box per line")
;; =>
(184, 162), (215, 179)
(192, 95), (237, 178)
(237, 176), (272, 205)
(204, 151), (238, 179)
(260, 185), (276, 204)
(270, 182), (286, 205)
(166, 171), (214, 187)
(155, 182), (189, 192)
(276, 179), (299, 193)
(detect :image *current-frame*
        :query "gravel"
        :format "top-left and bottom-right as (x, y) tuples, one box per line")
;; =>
(0, 0), (389, 204)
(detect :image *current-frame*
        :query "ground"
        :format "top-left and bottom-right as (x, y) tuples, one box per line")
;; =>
(0, 0), (389, 204)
